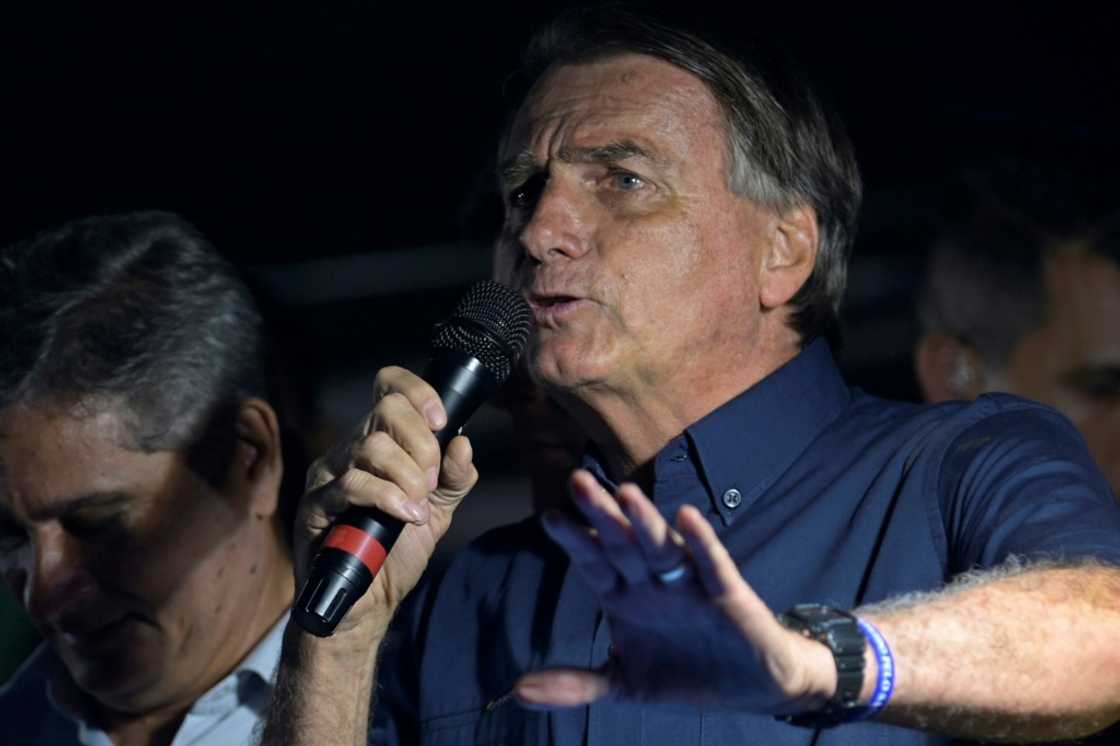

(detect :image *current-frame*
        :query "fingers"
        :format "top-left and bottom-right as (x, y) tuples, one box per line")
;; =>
(293, 366), (478, 578)
(568, 471), (648, 584)
(541, 510), (619, 595)
(676, 505), (767, 618)
(515, 667), (611, 710)
(555, 473), (756, 606)
(350, 430), (433, 515)
(615, 483), (688, 576)
(430, 435), (479, 509)
(364, 390), (442, 494)
(339, 367), (452, 514)
(373, 366), (446, 431)
(565, 471), (690, 585)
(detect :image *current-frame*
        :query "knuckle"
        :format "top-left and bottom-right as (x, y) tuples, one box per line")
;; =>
(455, 464), (480, 491)
(362, 429), (397, 455)
(370, 392), (410, 426)
(398, 471), (430, 501)
(373, 366), (405, 396)
(414, 438), (441, 470)
(336, 468), (374, 497)
(381, 390), (410, 409)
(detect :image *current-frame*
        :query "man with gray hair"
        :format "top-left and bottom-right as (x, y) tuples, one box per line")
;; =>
(263, 9), (1120, 745)
(0, 212), (297, 745)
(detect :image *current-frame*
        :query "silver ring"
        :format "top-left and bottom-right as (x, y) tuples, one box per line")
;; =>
(656, 563), (690, 584)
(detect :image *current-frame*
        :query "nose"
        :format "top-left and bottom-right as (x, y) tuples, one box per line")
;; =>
(517, 174), (593, 265)
(23, 525), (98, 626)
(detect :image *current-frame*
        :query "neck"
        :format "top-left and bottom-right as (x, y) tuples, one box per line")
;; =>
(558, 332), (802, 484)
(57, 530), (294, 746)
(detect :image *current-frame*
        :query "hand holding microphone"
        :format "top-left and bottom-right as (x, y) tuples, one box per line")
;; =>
(292, 282), (532, 637)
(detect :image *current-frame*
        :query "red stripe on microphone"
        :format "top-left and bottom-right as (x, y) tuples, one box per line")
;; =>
(322, 525), (388, 576)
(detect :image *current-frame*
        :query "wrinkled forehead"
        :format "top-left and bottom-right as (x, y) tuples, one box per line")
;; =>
(502, 53), (727, 163)
(0, 399), (135, 499)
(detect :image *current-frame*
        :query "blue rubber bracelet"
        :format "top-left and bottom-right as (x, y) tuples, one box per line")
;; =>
(855, 617), (895, 719)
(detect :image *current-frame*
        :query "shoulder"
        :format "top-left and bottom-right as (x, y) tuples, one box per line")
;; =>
(0, 645), (75, 745)
(0, 643), (51, 705)
(822, 391), (1104, 510)
(840, 390), (1085, 459)
(929, 393), (1097, 481)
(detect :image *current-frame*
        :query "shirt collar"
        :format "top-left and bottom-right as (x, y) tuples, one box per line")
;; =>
(188, 612), (287, 716)
(46, 611), (289, 725)
(579, 339), (850, 525)
(685, 338), (850, 524)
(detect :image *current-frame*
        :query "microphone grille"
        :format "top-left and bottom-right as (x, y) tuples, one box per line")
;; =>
(431, 281), (532, 383)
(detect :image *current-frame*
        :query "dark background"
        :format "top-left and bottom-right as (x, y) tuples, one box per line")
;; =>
(0, 3), (1118, 662)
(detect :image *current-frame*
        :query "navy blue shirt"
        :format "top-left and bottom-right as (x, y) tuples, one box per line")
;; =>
(372, 340), (1120, 745)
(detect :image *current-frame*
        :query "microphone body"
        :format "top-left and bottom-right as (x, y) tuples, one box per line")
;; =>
(293, 282), (530, 637)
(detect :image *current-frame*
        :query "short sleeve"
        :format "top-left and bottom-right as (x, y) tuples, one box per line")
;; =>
(937, 397), (1120, 572)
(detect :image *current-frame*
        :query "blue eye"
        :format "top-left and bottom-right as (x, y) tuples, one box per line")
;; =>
(612, 172), (644, 190)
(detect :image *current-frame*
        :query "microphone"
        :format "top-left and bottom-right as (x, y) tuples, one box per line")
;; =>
(293, 281), (533, 637)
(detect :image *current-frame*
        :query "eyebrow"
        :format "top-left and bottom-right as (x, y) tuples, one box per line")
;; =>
(499, 140), (663, 186)
(25, 491), (134, 523)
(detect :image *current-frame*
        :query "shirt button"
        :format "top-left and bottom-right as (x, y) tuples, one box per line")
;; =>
(722, 488), (743, 509)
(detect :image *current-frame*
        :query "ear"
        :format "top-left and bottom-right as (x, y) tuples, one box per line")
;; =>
(914, 333), (987, 402)
(759, 204), (819, 310)
(226, 398), (284, 519)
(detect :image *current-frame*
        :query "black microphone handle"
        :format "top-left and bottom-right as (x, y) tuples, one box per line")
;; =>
(292, 350), (500, 637)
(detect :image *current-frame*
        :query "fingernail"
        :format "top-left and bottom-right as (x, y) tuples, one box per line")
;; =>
(426, 467), (439, 491)
(423, 402), (446, 430)
(407, 501), (429, 524)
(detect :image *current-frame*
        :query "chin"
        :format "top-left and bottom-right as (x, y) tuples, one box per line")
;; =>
(530, 338), (612, 392)
(59, 631), (167, 711)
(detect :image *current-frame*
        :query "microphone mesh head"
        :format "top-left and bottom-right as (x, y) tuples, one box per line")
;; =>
(431, 281), (532, 383)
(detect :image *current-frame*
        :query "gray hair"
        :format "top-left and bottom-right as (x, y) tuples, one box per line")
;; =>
(505, 7), (863, 349)
(0, 211), (266, 485)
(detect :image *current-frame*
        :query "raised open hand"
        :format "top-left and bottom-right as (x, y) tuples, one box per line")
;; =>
(514, 469), (836, 715)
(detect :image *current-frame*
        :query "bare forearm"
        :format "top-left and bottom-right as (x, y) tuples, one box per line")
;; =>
(259, 621), (383, 746)
(860, 561), (1120, 742)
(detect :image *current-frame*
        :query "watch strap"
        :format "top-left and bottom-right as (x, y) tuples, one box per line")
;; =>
(777, 604), (866, 728)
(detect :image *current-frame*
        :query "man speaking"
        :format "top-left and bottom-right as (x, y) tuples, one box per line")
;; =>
(262, 10), (1120, 745)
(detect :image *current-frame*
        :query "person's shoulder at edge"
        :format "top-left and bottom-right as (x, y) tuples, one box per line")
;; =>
(0, 643), (67, 744)
(0, 642), (50, 701)
(844, 386), (1089, 449)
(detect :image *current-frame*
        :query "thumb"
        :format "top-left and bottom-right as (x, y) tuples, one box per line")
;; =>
(431, 434), (478, 510)
(514, 666), (612, 710)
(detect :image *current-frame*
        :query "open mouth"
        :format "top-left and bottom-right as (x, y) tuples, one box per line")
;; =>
(528, 294), (587, 324)
(530, 294), (580, 308)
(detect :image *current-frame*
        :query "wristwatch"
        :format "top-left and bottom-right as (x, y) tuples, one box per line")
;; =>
(776, 604), (866, 728)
